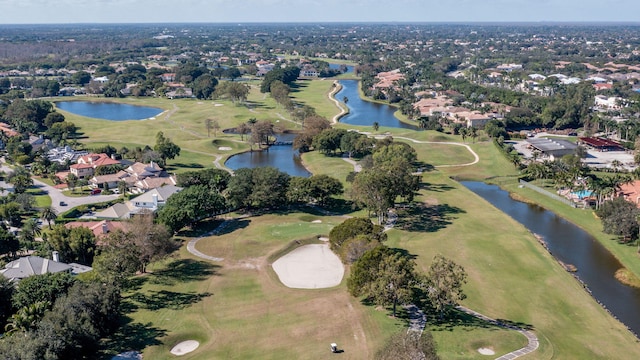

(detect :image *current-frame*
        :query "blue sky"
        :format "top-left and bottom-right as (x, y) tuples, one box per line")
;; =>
(0, 0), (639, 24)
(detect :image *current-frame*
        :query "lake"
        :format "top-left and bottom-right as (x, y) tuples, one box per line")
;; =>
(56, 101), (163, 121)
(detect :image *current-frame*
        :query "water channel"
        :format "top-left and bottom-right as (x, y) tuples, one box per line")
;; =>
(462, 181), (640, 335)
(224, 79), (640, 334)
(335, 79), (419, 130)
(56, 101), (163, 121)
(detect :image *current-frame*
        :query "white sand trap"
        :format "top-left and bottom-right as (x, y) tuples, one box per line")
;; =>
(272, 244), (344, 289)
(170, 340), (199, 356)
(318, 236), (329, 242)
(214, 103), (224, 107)
(311, 219), (322, 223)
(478, 347), (495, 355)
(218, 146), (232, 150)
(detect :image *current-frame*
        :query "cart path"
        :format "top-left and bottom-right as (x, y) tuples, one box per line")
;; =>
(186, 212), (538, 360)
(457, 306), (539, 360)
(328, 80), (348, 124)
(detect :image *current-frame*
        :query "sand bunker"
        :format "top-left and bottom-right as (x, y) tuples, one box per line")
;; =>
(311, 219), (322, 223)
(478, 347), (495, 355)
(170, 340), (200, 356)
(214, 103), (224, 107)
(272, 244), (344, 289)
(218, 146), (232, 150)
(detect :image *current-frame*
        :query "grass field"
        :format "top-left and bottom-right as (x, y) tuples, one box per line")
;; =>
(68, 80), (640, 359)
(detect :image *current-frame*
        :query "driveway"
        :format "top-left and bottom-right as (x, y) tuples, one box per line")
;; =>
(1, 162), (120, 214)
(31, 178), (121, 213)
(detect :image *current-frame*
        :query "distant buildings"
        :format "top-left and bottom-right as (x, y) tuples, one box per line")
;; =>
(94, 185), (182, 219)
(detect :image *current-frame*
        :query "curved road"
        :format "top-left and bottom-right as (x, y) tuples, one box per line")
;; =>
(2, 161), (120, 214)
(31, 178), (121, 214)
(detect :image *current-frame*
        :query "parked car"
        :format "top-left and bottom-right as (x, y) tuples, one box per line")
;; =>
(90, 189), (102, 195)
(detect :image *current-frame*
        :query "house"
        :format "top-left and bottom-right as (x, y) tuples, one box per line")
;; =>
(1, 255), (92, 282)
(95, 185), (182, 219)
(299, 64), (319, 77)
(618, 180), (640, 207)
(27, 135), (53, 152)
(69, 153), (120, 179)
(166, 87), (193, 99)
(88, 161), (177, 191)
(65, 220), (126, 239)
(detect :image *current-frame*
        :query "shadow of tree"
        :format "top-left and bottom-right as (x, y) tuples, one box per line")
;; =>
(129, 290), (213, 311)
(168, 162), (205, 169)
(426, 307), (494, 332)
(494, 318), (535, 331)
(395, 203), (465, 232)
(149, 259), (220, 286)
(101, 317), (166, 356)
(423, 182), (456, 192)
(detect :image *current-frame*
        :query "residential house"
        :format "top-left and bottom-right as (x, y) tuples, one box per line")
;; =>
(70, 153), (120, 179)
(618, 180), (640, 207)
(65, 220), (126, 239)
(89, 161), (177, 191)
(95, 185), (182, 219)
(28, 135), (53, 152)
(1, 255), (92, 282)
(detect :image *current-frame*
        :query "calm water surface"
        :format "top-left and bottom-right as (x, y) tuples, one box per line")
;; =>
(225, 133), (310, 177)
(336, 80), (418, 130)
(462, 181), (640, 335)
(56, 101), (163, 121)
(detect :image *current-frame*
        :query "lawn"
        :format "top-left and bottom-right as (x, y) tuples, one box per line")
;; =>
(78, 81), (640, 358)
(110, 213), (405, 360)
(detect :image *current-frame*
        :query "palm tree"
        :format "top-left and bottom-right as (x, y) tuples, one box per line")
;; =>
(4, 301), (50, 335)
(373, 122), (380, 132)
(20, 218), (41, 242)
(41, 206), (57, 230)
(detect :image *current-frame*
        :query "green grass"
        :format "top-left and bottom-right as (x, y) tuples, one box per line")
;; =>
(76, 81), (640, 359)
(111, 213), (407, 360)
(27, 187), (52, 208)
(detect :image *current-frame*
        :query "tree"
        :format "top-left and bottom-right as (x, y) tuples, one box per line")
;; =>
(0, 227), (19, 258)
(0, 276), (14, 326)
(176, 168), (231, 191)
(11, 272), (76, 310)
(20, 218), (41, 243)
(124, 213), (179, 273)
(154, 131), (181, 163)
(250, 120), (275, 146)
(329, 217), (386, 253)
(40, 207), (57, 230)
(192, 73), (218, 99)
(425, 255), (468, 320)
(313, 128), (347, 155)
(596, 197), (640, 242)
(226, 167), (290, 210)
(348, 246), (418, 317)
(225, 82), (250, 103)
(375, 330), (440, 360)
(4, 301), (49, 335)
(293, 115), (331, 152)
(43, 112), (65, 128)
(65, 173), (78, 193)
(205, 118), (213, 137)
(157, 185), (226, 233)
(373, 121), (380, 132)
(286, 174), (343, 206)
(7, 166), (33, 194)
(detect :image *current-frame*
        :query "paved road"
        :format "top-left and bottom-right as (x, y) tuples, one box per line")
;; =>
(31, 177), (120, 214)
(1, 163), (120, 214)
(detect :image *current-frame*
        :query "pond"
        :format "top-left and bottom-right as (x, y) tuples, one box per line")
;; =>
(336, 80), (418, 130)
(56, 101), (163, 121)
(462, 181), (640, 336)
(224, 133), (311, 177)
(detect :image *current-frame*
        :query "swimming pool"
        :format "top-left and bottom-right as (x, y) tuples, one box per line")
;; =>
(572, 190), (594, 199)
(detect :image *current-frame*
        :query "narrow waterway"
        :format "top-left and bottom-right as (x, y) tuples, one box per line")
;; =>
(462, 181), (640, 336)
(336, 79), (419, 130)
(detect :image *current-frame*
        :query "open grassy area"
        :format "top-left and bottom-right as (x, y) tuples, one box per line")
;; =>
(112, 213), (403, 360)
(69, 80), (640, 358)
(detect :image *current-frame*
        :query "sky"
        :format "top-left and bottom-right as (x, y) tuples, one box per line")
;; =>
(0, 0), (639, 24)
